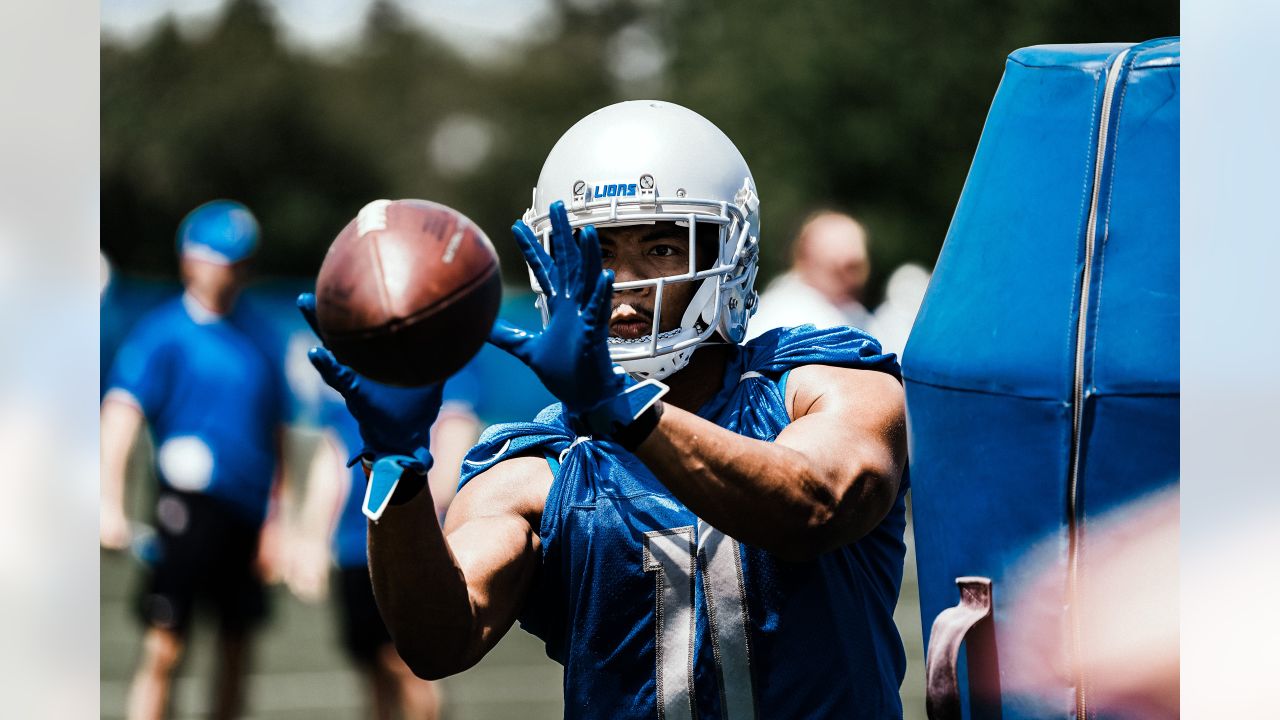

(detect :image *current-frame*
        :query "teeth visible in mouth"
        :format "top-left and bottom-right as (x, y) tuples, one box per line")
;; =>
(607, 328), (683, 345)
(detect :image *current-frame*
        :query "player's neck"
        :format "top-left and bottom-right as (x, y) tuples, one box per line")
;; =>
(662, 345), (731, 413)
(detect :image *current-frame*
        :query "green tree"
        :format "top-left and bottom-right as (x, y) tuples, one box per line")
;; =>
(101, 0), (1177, 302)
(658, 0), (1178, 300)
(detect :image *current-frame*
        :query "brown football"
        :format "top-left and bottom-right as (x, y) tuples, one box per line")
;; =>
(314, 199), (501, 387)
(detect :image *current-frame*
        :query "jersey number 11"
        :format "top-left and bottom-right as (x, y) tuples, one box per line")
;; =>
(644, 520), (756, 720)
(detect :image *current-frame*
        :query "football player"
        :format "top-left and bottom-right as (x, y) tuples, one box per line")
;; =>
(101, 201), (286, 720)
(300, 100), (909, 718)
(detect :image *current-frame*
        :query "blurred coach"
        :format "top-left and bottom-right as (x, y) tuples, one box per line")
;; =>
(100, 200), (287, 720)
(746, 210), (874, 339)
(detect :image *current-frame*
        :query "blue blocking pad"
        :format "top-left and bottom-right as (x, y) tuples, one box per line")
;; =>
(903, 39), (1179, 720)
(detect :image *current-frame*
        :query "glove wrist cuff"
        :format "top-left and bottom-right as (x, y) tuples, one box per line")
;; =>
(361, 453), (433, 522)
(611, 399), (664, 451)
(579, 378), (669, 445)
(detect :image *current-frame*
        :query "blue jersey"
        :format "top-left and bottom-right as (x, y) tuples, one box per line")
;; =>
(106, 295), (283, 524)
(459, 326), (908, 719)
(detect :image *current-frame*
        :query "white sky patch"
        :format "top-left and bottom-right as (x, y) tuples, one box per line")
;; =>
(270, 0), (369, 47)
(429, 114), (495, 177)
(564, 0), (611, 11)
(100, 0), (225, 40)
(101, 0), (553, 62)
(606, 22), (666, 93)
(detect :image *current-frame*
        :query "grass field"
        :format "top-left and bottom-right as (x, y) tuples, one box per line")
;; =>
(100, 432), (926, 719)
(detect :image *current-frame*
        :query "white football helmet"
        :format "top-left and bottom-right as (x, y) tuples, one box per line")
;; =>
(523, 100), (761, 380)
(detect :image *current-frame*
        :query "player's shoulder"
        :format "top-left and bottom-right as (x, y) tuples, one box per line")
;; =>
(741, 324), (901, 378)
(743, 322), (877, 352)
(459, 405), (570, 481)
(107, 298), (190, 393)
(785, 362), (905, 419)
(134, 294), (187, 323)
(450, 453), (553, 533)
(226, 294), (280, 339)
(467, 453), (556, 490)
(120, 296), (188, 345)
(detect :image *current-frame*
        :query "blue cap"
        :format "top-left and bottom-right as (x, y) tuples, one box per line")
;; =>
(177, 200), (260, 264)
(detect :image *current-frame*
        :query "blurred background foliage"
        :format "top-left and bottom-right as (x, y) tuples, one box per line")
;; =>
(101, 0), (1177, 304)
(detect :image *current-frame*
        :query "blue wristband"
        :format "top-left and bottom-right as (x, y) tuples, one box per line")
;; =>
(579, 378), (669, 441)
(363, 455), (431, 521)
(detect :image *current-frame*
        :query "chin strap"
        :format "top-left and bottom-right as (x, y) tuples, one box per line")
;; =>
(609, 319), (712, 381)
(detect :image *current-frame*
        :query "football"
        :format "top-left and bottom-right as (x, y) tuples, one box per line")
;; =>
(314, 198), (501, 386)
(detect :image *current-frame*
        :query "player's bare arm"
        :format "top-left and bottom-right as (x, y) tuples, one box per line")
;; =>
(297, 291), (554, 680)
(634, 363), (905, 560)
(368, 454), (551, 679)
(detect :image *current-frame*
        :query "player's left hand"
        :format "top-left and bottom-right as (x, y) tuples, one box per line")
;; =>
(299, 293), (443, 519)
(488, 202), (636, 424)
(489, 201), (668, 440)
(298, 293), (442, 470)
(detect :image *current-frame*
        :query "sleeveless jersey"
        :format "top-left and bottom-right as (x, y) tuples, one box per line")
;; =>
(106, 295), (283, 523)
(458, 326), (909, 719)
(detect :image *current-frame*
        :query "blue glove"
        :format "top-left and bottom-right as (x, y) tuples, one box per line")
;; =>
(488, 201), (667, 440)
(298, 293), (442, 520)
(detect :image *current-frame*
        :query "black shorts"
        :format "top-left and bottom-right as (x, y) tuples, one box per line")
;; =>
(136, 490), (267, 636)
(335, 566), (392, 664)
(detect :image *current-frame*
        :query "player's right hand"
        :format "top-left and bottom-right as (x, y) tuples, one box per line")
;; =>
(488, 201), (626, 417)
(297, 293), (442, 472)
(489, 202), (667, 441)
(100, 506), (131, 551)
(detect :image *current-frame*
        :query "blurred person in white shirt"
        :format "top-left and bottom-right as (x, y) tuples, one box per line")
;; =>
(746, 210), (873, 340)
(866, 262), (932, 358)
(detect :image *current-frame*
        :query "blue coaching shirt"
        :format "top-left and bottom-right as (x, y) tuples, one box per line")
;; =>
(321, 403), (368, 570)
(459, 326), (908, 719)
(106, 294), (283, 524)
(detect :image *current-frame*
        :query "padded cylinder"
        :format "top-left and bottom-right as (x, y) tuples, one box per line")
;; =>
(902, 38), (1179, 719)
